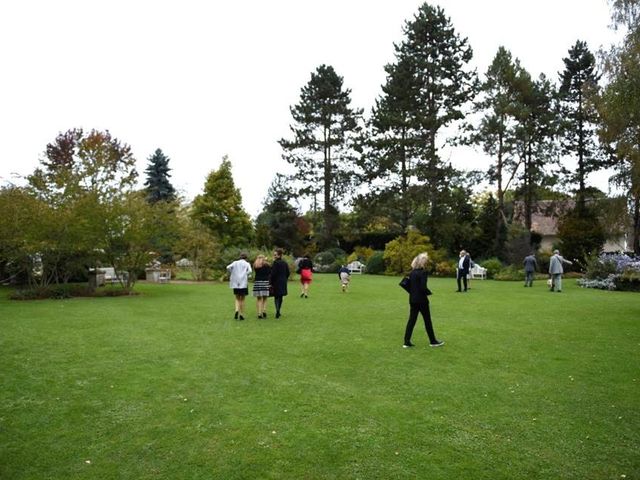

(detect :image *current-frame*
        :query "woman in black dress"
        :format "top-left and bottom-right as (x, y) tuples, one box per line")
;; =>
(403, 252), (444, 348)
(270, 248), (290, 318)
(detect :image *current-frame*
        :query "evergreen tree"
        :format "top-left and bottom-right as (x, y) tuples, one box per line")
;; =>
(191, 156), (254, 249)
(144, 148), (176, 203)
(466, 47), (521, 252)
(513, 72), (559, 232)
(557, 205), (605, 270)
(395, 3), (477, 246)
(255, 174), (306, 254)
(558, 40), (604, 207)
(363, 55), (424, 232)
(279, 64), (363, 247)
(474, 193), (507, 259)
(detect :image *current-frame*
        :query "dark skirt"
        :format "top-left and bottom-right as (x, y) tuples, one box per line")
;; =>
(233, 288), (249, 296)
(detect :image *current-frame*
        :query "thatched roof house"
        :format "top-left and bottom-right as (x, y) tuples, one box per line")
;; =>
(513, 200), (628, 252)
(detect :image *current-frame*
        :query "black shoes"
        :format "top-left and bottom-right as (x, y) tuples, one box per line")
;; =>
(404, 341), (444, 348)
(234, 311), (239, 320)
(275, 312), (281, 318)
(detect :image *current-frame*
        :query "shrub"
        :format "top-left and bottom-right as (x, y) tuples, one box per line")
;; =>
(435, 261), (456, 277)
(10, 283), (133, 300)
(614, 269), (640, 292)
(383, 230), (437, 275)
(347, 246), (375, 264)
(366, 251), (385, 275)
(493, 264), (524, 281)
(479, 257), (503, 279)
(313, 250), (346, 273)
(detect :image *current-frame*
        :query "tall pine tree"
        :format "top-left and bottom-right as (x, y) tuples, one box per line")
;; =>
(466, 46), (521, 251)
(513, 72), (558, 232)
(363, 55), (424, 233)
(144, 148), (176, 203)
(558, 40), (604, 208)
(279, 64), (363, 247)
(395, 3), (477, 246)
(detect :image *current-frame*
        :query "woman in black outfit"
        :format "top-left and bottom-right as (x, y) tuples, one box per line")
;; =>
(270, 248), (290, 318)
(404, 252), (444, 348)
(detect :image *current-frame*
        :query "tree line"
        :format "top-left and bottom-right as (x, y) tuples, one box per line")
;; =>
(1, 1), (638, 292)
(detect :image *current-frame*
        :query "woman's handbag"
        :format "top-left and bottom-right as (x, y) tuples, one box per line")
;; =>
(399, 276), (410, 293)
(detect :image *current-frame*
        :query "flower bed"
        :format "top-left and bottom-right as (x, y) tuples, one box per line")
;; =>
(578, 253), (640, 291)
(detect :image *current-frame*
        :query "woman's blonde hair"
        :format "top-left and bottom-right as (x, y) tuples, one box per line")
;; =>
(411, 252), (429, 269)
(254, 254), (268, 268)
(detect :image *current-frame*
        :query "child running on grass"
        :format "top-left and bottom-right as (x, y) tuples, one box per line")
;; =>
(338, 265), (351, 292)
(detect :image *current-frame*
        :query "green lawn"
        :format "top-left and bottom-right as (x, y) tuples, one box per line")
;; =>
(1, 275), (638, 479)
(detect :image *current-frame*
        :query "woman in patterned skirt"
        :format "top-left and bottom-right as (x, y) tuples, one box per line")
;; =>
(252, 254), (272, 318)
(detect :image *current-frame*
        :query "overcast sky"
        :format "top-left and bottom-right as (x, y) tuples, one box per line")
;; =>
(0, 0), (620, 217)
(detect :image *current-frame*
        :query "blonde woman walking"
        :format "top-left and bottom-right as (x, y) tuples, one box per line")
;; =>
(403, 252), (444, 348)
(252, 255), (272, 318)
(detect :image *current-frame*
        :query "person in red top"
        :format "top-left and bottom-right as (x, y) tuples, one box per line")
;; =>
(297, 254), (313, 298)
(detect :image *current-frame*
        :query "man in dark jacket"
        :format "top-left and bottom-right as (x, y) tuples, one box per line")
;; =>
(523, 252), (537, 287)
(456, 249), (470, 292)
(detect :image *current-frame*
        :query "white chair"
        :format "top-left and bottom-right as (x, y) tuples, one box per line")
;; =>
(157, 269), (171, 283)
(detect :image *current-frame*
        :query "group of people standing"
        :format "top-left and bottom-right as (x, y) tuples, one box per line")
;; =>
(225, 251), (316, 320)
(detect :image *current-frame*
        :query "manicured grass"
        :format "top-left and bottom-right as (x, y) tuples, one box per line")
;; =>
(1, 275), (638, 479)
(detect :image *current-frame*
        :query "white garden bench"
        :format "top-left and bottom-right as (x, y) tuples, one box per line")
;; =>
(347, 261), (366, 274)
(469, 264), (487, 279)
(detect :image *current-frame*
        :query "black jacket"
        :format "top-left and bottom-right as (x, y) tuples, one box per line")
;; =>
(270, 259), (290, 296)
(408, 268), (430, 304)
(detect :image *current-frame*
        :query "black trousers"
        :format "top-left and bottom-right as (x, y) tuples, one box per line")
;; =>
(457, 269), (468, 291)
(274, 296), (283, 314)
(404, 302), (437, 344)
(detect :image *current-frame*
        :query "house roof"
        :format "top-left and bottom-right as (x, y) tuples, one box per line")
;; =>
(513, 200), (575, 235)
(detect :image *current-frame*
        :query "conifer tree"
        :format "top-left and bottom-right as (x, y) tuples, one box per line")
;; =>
(279, 64), (363, 247)
(512, 72), (558, 232)
(144, 148), (176, 203)
(558, 40), (604, 207)
(368, 3), (477, 246)
(466, 47), (521, 250)
(255, 175), (305, 254)
(191, 156), (254, 249)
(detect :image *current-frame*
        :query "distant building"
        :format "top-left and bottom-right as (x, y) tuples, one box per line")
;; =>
(513, 199), (629, 252)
